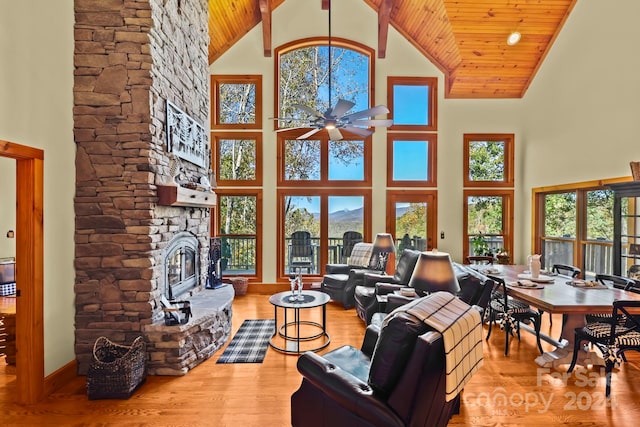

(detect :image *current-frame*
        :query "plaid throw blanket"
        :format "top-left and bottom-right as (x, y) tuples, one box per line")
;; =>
(348, 242), (373, 268)
(406, 292), (484, 401)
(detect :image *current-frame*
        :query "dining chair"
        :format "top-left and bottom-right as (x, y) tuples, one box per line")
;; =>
(585, 274), (638, 324)
(465, 255), (494, 265)
(551, 264), (580, 278)
(545, 264), (581, 326)
(485, 275), (543, 356)
(568, 300), (640, 397)
(288, 231), (315, 274)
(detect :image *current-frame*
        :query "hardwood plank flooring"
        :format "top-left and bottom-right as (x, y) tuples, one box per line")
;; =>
(2, 293), (640, 426)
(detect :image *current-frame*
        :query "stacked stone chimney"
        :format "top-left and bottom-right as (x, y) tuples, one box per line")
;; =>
(73, 0), (215, 374)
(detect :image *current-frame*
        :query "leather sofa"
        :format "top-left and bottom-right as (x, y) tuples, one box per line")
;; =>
(321, 242), (384, 309)
(291, 296), (466, 427)
(353, 249), (421, 324)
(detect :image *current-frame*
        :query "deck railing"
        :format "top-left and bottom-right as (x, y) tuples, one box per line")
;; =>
(221, 236), (348, 275)
(542, 238), (613, 279)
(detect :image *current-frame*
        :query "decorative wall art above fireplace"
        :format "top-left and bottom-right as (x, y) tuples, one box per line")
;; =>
(166, 99), (209, 168)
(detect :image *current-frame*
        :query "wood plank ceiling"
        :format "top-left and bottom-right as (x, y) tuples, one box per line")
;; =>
(208, 0), (577, 99)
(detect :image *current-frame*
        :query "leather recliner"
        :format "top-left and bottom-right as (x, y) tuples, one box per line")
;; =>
(353, 249), (421, 324)
(291, 296), (465, 427)
(321, 242), (383, 309)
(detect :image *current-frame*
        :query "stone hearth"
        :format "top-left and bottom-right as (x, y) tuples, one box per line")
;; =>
(144, 285), (233, 375)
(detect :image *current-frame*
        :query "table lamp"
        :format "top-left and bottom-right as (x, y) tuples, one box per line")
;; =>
(409, 250), (460, 296)
(373, 233), (396, 272)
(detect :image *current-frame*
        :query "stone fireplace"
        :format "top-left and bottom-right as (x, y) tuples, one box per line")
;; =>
(73, 0), (232, 375)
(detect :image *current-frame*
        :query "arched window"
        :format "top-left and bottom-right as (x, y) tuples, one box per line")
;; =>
(275, 37), (374, 130)
(274, 38), (374, 280)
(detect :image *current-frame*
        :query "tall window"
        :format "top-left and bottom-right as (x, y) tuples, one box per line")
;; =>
(211, 75), (263, 281)
(385, 77), (439, 258)
(463, 134), (514, 259)
(275, 39), (374, 280)
(534, 182), (617, 279)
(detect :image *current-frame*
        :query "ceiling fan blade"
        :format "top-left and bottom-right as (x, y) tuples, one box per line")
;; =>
(296, 128), (322, 140)
(352, 119), (394, 127)
(331, 99), (355, 118)
(343, 126), (374, 137)
(292, 104), (323, 118)
(342, 105), (390, 121)
(328, 128), (343, 141)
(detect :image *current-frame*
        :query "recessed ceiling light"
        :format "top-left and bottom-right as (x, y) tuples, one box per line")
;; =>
(507, 31), (521, 46)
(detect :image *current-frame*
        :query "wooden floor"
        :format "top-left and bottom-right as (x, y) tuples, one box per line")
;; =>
(3, 294), (640, 426)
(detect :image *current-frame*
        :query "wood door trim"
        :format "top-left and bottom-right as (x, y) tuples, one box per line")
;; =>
(0, 139), (45, 404)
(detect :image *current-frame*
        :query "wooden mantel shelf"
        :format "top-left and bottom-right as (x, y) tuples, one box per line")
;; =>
(157, 185), (217, 208)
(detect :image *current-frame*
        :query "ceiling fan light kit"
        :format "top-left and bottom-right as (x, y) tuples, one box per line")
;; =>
(272, 0), (392, 140)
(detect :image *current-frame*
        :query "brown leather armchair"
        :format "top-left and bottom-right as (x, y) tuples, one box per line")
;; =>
(321, 242), (383, 309)
(291, 297), (465, 427)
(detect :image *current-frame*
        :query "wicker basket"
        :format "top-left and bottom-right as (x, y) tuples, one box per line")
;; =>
(631, 162), (640, 181)
(230, 277), (249, 295)
(86, 336), (147, 400)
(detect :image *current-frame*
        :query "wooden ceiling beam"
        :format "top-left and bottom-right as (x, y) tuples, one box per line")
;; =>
(378, 0), (393, 58)
(258, 0), (272, 57)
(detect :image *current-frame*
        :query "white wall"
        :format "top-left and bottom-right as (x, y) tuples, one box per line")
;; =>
(0, 157), (16, 257)
(0, 0), (76, 374)
(518, 0), (640, 259)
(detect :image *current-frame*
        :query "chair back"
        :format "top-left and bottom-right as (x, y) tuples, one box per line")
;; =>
(610, 300), (640, 344)
(465, 256), (494, 265)
(392, 249), (421, 284)
(596, 274), (636, 291)
(454, 263), (494, 313)
(552, 263), (580, 278)
(290, 231), (313, 257)
(341, 231), (363, 262)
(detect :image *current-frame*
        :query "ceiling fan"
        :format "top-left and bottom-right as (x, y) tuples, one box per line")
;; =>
(272, 0), (393, 141)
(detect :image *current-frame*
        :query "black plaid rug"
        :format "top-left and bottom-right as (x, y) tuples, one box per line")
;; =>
(216, 319), (274, 364)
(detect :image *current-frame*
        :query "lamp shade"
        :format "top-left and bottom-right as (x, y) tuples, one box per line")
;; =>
(373, 233), (396, 253)
(409, 250), (460, 295)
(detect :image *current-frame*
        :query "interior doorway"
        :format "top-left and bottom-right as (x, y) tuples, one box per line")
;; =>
(0, 139), (45, 404)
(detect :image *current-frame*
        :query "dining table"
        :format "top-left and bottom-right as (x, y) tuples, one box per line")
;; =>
(473, 264), (640, 369)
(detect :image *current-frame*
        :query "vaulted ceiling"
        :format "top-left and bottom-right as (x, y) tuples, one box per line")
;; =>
(208, 0), (577, 99)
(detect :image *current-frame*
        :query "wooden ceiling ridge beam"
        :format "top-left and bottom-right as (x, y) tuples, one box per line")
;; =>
(258, 0), (272, 57)
(377, 0), (393, 58)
